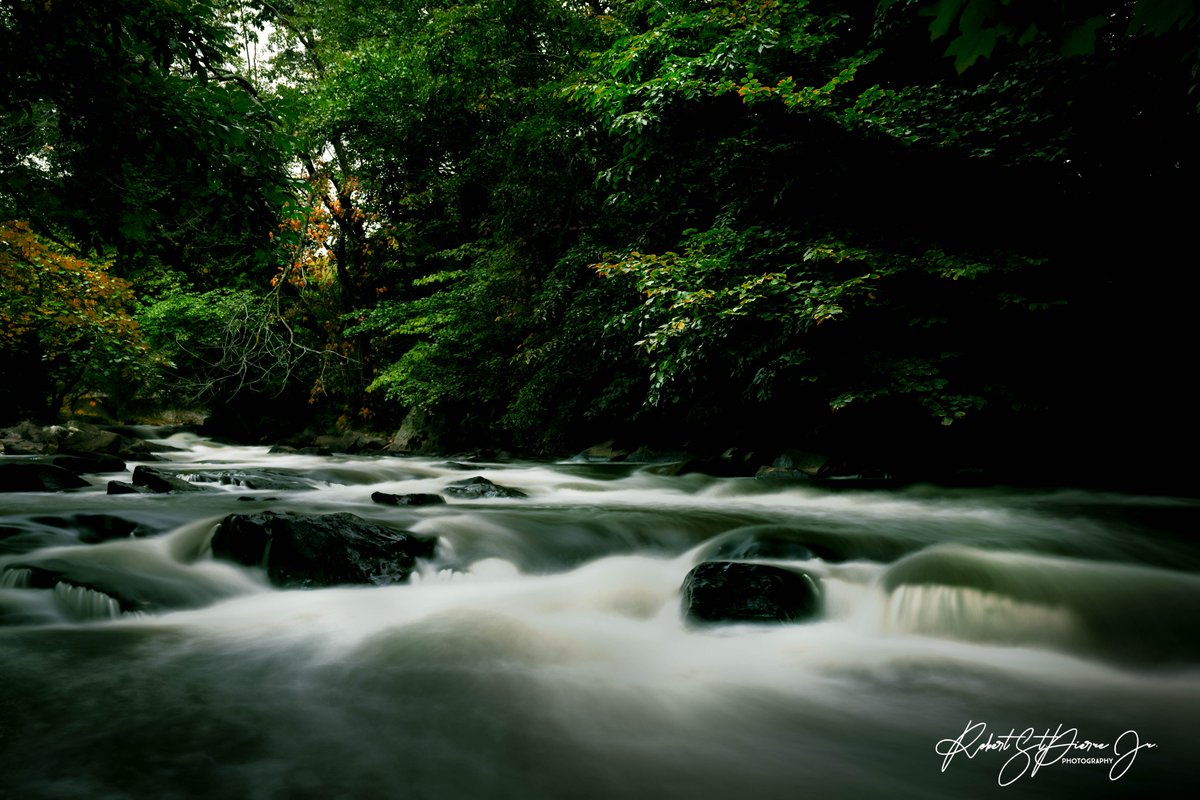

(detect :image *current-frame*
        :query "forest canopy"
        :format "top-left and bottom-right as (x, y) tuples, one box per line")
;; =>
(2, 0), (1196, 476)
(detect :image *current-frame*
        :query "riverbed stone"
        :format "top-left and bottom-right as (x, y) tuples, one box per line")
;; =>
(211, 511), (438, 587)
(681, 561), (821, 624)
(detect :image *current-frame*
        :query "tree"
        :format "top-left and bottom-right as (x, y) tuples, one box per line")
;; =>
(0, 0), (290, 283)
(564, 0), (1197, 464)
(0, 221), (154, 419)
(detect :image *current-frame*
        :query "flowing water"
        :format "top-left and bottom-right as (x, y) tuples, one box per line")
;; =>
(1, 433), (1198, 799)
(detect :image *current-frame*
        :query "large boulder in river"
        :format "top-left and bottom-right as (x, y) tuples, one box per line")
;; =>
(59, 424), (122, 455)
(0, 463), (90, 492)
(444, 476), (527, 499)
(371, 491), (446, 506)
(130, 465), (207, 493)
(681, 561), (821, 624)
(385, 410), (437, 454)
(210, 511), (438, 587)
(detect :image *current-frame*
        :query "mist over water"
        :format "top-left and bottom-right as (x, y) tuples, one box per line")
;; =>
(1, 436), (1198, 798)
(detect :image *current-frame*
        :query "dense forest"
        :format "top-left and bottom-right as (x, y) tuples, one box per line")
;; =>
(2, 0), (1197, 483)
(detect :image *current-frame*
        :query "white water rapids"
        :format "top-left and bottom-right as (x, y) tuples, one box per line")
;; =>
(1, 433), (1197, 798)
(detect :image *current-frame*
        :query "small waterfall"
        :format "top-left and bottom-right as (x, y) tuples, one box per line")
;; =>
(1, 567), (33, 588)
(53, 582), (122, 621)
(880, 583), (1082, 648)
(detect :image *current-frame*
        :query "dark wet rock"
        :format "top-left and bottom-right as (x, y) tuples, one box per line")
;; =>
(384, 410), (437, 454)
(60, 424), (122, 455)
(130, 465), (208, 494)
(681, 561), (821, 625)
(646, 455), (756, 478)
(771, 449), (830, 475)
(0, 421), (178, 460)
(439, 460), (490, 471)
(268, 444), (334, 456)
(573, 441), (629, 462)
(759, 453), (895, 486)
(444, 476), (527, 499)
(809, 461), (900, 489)
(624, 446), (690, 464)
(53, 453), (127, 474)
(103, 424), (194, 440)
(107, 480), (155, 495)
(116, 439), (181, 459)
(1, 440), (48, 456)
(0, 421), (60, 454)
(182, 470), (315, 491)
(210, 511), (438, 588)
(0, 463), (90, 492)
(371, 491), (446, 506)
(755, 466), (813, 482)
(311, 432), (388, 454)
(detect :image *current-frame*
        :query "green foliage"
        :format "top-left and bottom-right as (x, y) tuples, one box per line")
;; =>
(0, 0), (291, 281)
(1, 0), (1193, 465)
(137, 284), (318, 406)
(597, 226), (1052, 426)
(0, 221), (155, 418)
(263, 0), (1195, 453)
(882, 0), (1199, 71)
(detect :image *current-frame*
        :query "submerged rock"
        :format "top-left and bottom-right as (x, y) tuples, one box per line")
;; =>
(707, 523), (910, 564)
(0, 463), (90, 492)
(210, 511), (438, 587)
(444, 476), (527, 499)
(30, 514), (143, 544)
(704, 526), (843, 562)
(681, 561), (821, 624)
(371, 491), (446, 506)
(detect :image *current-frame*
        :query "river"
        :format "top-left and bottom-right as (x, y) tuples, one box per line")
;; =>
(1, 431), (1198, 799)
